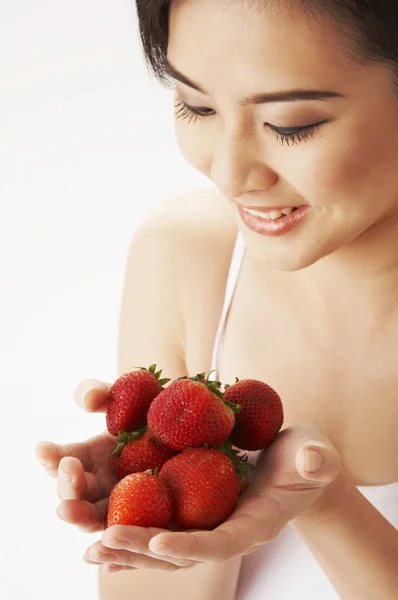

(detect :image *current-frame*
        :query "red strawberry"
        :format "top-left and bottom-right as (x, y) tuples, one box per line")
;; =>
(106, 470), (173, 528)
(106, 365), (170, 436)
(110, 427), (178, 480)
(147, 373), (241, 451)
(159, 448), (240, 530)
(223, 379), (284, 450)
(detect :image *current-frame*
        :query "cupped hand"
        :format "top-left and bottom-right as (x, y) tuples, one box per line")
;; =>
(35, 380), (119, 533)
(36, 379), (196, 573)
(88, 423), (342, 571)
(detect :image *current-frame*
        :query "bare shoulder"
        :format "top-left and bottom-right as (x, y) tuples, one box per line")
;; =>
(149, 187), (239, 372)
(120, 187), (238, 375)
(134, 186), (238, 271)
(142, 185), (237, 241)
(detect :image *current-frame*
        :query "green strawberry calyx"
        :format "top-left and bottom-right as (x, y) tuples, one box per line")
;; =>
(144, 467), (159, 477)
(224, 377), (240, 391)
(109, 424), (148, 458)
(132, 363), (171, 389)
(216, 440), (255, 475)
(177, 371), (242, 415)
(223, 398), (242, 415)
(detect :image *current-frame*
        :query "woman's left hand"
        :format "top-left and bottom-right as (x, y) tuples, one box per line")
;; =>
(85, 423), (342, 571)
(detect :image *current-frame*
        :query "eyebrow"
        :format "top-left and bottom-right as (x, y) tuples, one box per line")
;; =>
(163, 58), (343, 104)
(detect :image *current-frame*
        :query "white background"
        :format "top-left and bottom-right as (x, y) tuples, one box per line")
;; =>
(1, 1), (209, 598)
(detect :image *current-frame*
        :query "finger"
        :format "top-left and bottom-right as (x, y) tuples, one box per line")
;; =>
(101, 525), (196, 567)
(295, 443), (341, 485)
(56, 457), (109, 502)
(83, 552), (132, 569)
(73, 379), (111, 413)
(84, 541), (186, 572)
(57, 457), (87, 500)
(101, 564), (135, 574)
(36, 440), (92, 476)
(148, 510), (283, 563)
(57, 498), (109, 533)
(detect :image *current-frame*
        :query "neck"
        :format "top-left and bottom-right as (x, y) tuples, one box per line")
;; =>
(300, 212), (398, 320)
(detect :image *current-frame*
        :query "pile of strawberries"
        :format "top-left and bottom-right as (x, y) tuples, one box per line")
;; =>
(105, 365), (284, 531)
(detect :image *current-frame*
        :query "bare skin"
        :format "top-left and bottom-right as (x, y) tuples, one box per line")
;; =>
(190, 211), (398, 487)
(36, 188), (398, 598)
(167, 0), (398, 485)
(36, 0), (398, 597)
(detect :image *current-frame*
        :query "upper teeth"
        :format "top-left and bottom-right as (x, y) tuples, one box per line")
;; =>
(244, 207), (295, 220)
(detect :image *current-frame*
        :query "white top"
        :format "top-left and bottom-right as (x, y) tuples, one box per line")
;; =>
(210, 231), (398, 600)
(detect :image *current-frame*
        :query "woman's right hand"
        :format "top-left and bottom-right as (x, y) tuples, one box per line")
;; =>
(35, 379), (195, 573)
(35, 380), (118, 533)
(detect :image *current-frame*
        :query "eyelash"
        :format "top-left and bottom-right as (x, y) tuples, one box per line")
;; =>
(174, 98), (322, 146)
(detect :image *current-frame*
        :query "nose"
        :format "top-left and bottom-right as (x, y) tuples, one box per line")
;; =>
(211, 126), (277, 200)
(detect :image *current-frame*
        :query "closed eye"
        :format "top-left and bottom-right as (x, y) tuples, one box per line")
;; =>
(174, 98), (327, 146)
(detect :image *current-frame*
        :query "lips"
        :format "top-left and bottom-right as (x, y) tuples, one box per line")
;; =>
(237, 204), (309, 236)
(237, 203), (301, 210)
(242, 206), (299, 220)
(235, 200), (304, 211)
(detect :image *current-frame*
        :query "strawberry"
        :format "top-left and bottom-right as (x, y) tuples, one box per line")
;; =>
(223, 378), (284, 450)
(106, 470), (173, 528)
(146, 373), (241, 451)
(110, 427), (178, 480)
(159, 448), (240, 530)
(106, 364), (170, 436)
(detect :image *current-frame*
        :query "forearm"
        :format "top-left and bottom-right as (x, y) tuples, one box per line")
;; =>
(99, 555), (243, 600)
(291, 472), (398, 599)
(197, 555), (243, 600)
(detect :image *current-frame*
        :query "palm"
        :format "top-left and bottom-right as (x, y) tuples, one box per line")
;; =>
(37, 429), (121, 532)
(235, 425), (338, 521)
(80, 430), (119, 494)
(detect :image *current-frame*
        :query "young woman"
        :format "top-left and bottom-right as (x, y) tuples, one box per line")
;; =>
(36, 1), (398, 598)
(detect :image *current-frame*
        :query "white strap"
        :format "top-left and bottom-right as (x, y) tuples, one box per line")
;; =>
(210, 232), (246, 379)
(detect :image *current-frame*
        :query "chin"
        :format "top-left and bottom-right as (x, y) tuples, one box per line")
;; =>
(258, 251), (323, 272)
(245, 235), (347, 272)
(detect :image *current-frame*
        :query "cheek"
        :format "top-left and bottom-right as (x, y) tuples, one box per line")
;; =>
(307, 121), (398, 209)
(175, 123), (211, 175)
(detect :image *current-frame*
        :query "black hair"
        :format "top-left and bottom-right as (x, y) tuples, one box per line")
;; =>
(134, 0), (398, 89)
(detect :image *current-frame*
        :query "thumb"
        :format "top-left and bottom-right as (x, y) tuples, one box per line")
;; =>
(295, 441), (342, 485)
(73, 379), (111, 413)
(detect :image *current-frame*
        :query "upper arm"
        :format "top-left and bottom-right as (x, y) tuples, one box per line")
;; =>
(117, 187), (237, 381)
(117, 213), (188, 381)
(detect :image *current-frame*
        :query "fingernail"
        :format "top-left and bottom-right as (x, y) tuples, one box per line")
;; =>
(56, 504), (68, 521)
(90, 550), (117, 562)
(304, 448), (322, 473)
(148, 540), (175, 555)
(74, 380), (102, 408)
(35, 449), (49, 467)
(101, 564), (122, 573)
(103, 538), (128, 550)
(58, 465), (73, 482)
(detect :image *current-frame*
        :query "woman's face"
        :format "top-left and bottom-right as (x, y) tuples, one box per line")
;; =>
(167, 0), (398, 271)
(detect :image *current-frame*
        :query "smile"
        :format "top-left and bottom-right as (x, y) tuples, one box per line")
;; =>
(237, 205), (309, 236)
